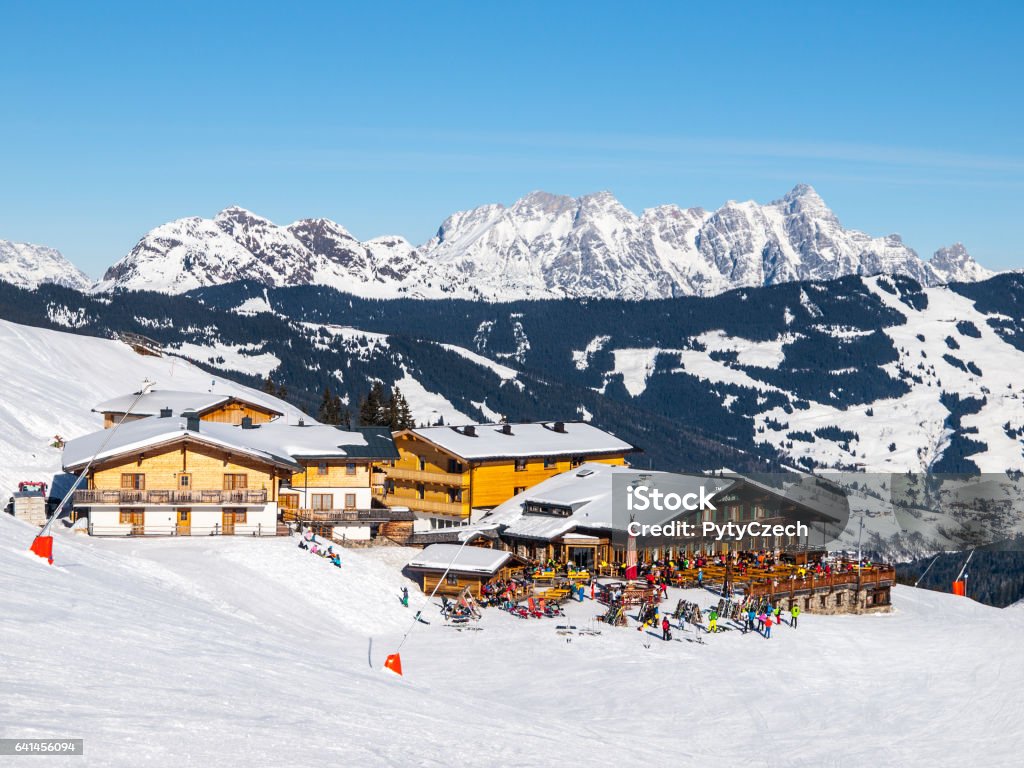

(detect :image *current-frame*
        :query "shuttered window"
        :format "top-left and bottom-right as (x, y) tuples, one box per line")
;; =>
(121, 474), (145, 490)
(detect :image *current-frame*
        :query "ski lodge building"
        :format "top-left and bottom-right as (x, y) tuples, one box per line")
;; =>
(473, 463), (847, 569)
(93, 388), (285, 428)
(379, 421), (636, 530)
(64, 405), (400, 539)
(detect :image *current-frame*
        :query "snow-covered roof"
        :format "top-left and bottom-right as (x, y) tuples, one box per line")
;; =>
(93, 388), (285, 418)
(480, 463), (735, 541)
(406, 543), (514, 574)
(405, 421), (635, 460)
(62, 416), (397, 471)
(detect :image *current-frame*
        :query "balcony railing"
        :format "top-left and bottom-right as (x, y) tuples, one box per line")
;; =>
(384, 467), (466, 486)
(378, 494), (465, 517)
(74, 489), (269, 505)
(282, 508), (416, 523)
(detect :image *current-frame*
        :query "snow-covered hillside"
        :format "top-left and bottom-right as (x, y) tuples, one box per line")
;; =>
(95, 186), (992, 299)
(1, 513), (1020, 767)
(0, 319), (303, 497)
(0, 239), (92, 291)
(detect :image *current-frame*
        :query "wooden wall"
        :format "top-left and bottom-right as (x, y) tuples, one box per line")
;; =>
(201, 402), (277, 425)
(470, 454), (625, 507)
(290, 460), (372, 489)
(89, 441), (280, 500)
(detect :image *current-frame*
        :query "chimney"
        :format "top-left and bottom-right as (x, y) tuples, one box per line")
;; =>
(159, 407), (172, 418)
(241, 416), (254, 429)
(501, 424), (513, 435)
(298, 418), (305, 427)
(554, 421), (566, 433)
(182, 410), (200, 432)
(463, 425), (476, 437)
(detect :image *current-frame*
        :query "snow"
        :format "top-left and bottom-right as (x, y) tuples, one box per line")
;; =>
(167, 341), (280, 378)
(406, 543), (513, 573)
(610, 348), (661, 396)
(2, 512), (1020, 766)
(408, 422), (633, 460)
(62, 417), (392, 471)
(393, 373), (473, 427)
(0, 239), (92, 291)
(0, 319), (307, 497)
(438, 343), (519, 381)
(92, 389), (285, 418)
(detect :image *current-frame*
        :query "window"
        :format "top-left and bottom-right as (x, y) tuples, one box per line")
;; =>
(223, 474), (248, 490)
(417, 484), (425, 500)
(346, 462), (357, 476)
(344, 493), (356, 509)
(178, 510), (189, 522)
(447, 459), (463, 473)
(514, 458), (528, 472)
(121, 473), (145, 490)
(119, 510), (133, 523)
(570, 456), (584, 468)
(178, 473), (191, 490)
(445, 573), (458, 586)
(419, 457), (426, 471)
(317, 461), (328, 476)
(514, 486), (526, 495)
(312, 494), (333, 511)
(448, 489), (462, 503)
(225, 509), (247, 523)
(543, 457), (556, 469)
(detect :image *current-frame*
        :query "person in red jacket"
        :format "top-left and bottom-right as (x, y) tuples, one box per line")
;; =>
(764, 615), (773, 639)
(661, 616), (672, 641)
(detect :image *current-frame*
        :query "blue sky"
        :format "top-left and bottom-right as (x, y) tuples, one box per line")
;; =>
(1, 1), (1022, 276)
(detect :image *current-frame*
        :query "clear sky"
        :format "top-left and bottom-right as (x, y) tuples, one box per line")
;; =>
(1, 1), (1022, 277)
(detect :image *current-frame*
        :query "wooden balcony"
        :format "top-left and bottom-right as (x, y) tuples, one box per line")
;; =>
(282, 508), (416, 524)
(384, 466), (466, 486)
(74, 489), (269, 505)
(378, 493), (465, 517)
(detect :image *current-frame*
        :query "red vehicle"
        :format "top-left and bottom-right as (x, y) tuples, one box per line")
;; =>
(18, 481), (48, 496)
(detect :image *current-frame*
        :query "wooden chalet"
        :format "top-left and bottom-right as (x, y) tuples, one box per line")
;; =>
(93, 388), (285, 429)
(379, 421), (635, 529)
(404, 542), (528, 598)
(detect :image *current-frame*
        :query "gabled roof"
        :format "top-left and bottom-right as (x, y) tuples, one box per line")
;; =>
(405, 543), (516, 575)
(480, 463), (735, 541)
(93, 388), (284, 418)
(62, 417), (399, 472)
(399, 421), (636, 461)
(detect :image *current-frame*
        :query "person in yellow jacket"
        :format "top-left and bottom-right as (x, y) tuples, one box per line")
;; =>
(708, 608), (718, 633)
(791, 604), (800, 628)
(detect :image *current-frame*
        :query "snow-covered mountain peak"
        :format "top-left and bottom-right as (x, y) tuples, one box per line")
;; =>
(92, 187), (999, 299)
(929, 242), (994, 283)
(0, 239), (92, 291)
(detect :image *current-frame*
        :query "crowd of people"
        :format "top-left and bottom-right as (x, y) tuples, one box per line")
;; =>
(297, 526), (341, 568)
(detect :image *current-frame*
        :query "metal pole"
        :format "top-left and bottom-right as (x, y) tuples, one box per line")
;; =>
(36, 379), (156, 541)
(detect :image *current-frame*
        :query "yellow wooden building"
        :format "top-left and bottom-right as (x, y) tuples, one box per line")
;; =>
(64, 409), (400, 539)
(93, 388), (284, 428)
(379, 421), (635, 528)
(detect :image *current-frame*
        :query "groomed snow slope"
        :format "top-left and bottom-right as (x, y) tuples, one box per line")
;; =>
(0, 319), (304, 496)
(1, 514), (1021, 767)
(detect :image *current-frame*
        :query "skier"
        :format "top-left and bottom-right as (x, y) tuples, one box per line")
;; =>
(764, 614), (772, 639)
(746, 607), (756, 634)
(331, 552), (341, 568)
(773, 605), (782, 627)
(708, 607), (718, 634)
(697, 568), (704, 588)
(791, 604), (800, 628)
(662, 616), (671, 641)
(401, 587), (409, 607)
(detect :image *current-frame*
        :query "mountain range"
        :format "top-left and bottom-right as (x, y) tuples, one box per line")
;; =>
(2, 185), (994, 299)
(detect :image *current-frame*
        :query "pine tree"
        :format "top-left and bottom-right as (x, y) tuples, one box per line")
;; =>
(261, 375), (276, 394)
(277, 383), (288, 401)
(318, 386), (340, 425)
(391, 386), (414, 429)
(359, 382), (385, 426)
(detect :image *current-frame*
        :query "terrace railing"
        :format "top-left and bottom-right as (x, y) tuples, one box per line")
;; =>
(74, 489), (269, 505)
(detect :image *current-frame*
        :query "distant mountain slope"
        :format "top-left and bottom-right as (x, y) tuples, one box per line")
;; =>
(95, 185), (993, 298)
(0, 317), (302, 495)
(0, 239), (92, 291)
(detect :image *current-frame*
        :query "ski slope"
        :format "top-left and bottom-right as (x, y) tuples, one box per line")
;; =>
(1, 513), (1021, 767)
(0, 319), (304, 497)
